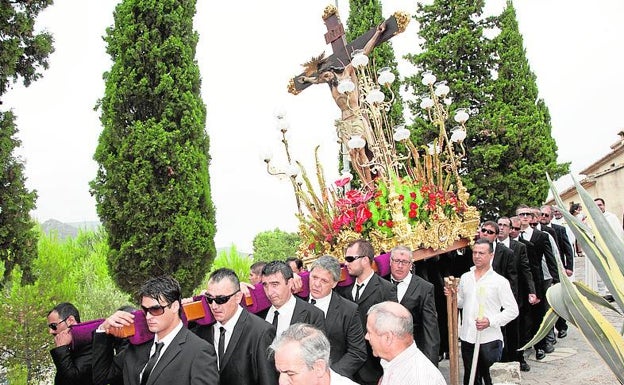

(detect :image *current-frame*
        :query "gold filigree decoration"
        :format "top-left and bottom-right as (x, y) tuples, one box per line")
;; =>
(322, 5), (338, 20)
(393, 11), (411, 34)
(287, 78), (300, 95)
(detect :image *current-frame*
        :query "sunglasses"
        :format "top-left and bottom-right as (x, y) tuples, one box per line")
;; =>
(540, 213), (550, 217)
(511, 226), (521, 231)
(141, 302), (173, 317)
(48, 317), (69, 331)
(529, 222), (538, 227)
(480, 228), (496, 235)
(345, 255), (364, 263)
(205, 290), (240, 305)
(518, 212), (533, 217)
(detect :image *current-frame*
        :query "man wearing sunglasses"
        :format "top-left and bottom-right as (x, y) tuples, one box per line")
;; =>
(92, 275), (218, 385)
(497, 217), (536, 372)
(515, 205), (557, 361)
(192, 268), (278, 385)
(335, 239), (395, 385)
(48, 302), (94, 385)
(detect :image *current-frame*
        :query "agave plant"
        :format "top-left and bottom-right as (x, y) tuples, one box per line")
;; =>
(521, 174), (624, 383)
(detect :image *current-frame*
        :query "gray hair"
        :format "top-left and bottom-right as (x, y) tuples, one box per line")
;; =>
(367, 302), (413, 337)
(308, 255), (341, 282)
(390, 245), (412, 257)
(269, 323), (330, 369)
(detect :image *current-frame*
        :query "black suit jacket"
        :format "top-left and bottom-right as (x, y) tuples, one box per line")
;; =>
(193, 309), (278, 385)
(91, 326), (219, 385)
(324, 292), (367, 379)
(509, 239), (535, 306)
(492, 242), (519, 301)
(336, 273), (396, 384)
(393, 274), (440, 365)
(551, 223), (574, 271)
(525, 229), (556, 298)
(51, 342), (93, 385)
(258, 296), (326, 333)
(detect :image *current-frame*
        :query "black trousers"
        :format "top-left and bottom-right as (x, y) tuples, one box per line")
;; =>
(460, 339), (503, 385)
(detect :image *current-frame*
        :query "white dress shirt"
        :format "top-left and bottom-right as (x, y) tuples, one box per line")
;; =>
(213, 304), (243, 367)
(140, 320), (183, 381)
(352, 271), (374, 300)
(393, 272), (411, 303)
(266, 294), (296, 337)
(457, 266), (519, 344)
(379, 342), (446, 385)
(310, 292), (331, 316)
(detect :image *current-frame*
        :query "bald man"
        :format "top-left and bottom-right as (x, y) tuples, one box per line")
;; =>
(365, 301), (446, 385)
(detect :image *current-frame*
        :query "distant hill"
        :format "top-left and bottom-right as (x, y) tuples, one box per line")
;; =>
(40, 219), (101, 240)
(41, 219), (79, 240)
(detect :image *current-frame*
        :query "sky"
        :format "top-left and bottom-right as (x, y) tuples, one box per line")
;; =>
(4, 0), (624, 252)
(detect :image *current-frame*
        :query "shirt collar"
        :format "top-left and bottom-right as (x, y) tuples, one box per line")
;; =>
(216, 305), (243, 329)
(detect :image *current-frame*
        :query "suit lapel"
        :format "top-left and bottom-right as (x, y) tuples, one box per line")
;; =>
(291, 297), (305, 324)
(146, 327), (186, 385)
(220, 310), (246, 370)
(401, 275), (418, 305)
(325, 292), (340, 324)
(357, 275), (378, 304)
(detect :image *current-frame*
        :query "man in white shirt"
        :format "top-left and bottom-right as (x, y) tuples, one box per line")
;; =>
(271, 323), (358, 385)
(447, 239), (518, 385)
(365, 301), (446, 385)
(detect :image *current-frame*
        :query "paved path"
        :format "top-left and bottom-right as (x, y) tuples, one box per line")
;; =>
(438, 256), (622, 384)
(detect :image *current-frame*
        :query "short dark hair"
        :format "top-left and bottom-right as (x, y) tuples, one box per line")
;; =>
(285, 257), (303, 271)
(481, 220), (499, 234)
(346, 239), (375, 265)
(250, 261), (266, 275)
(569, 203), (582, 214)
(262, 260), (293, 281)
(48, 302), (81, 323)
(473, 238), (493, 253)
(209, 268), (240, 289)
(594, 197), (605, 205)
(139, 275), (182, 316)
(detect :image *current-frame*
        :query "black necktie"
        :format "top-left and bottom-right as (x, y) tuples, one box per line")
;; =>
(520, 231), (526, 240)
(310, 298), (317, 305)
(140, 342), (163, 385)
(391, 279), (402, 286)
(354, 284), (364, 302)
(218, 326), (226, 367)
(272, 310), (279, 330)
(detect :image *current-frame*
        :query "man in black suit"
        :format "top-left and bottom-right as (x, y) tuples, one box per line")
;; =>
(335, 239), (396, 385)
(479, 221), (519, 299)
(308, 255), (367, 379)
(516, 205), (557, 361)
(499, 216), (537, 371)
(48, 302), (93, 385)
(92, 275), (219, 385)
(191, 268), (278, 385)
(385, 245), (439, 366)
(259, 260), (326, 335)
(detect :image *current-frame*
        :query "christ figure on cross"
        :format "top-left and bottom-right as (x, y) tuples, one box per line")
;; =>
(296, 22), (387, 187)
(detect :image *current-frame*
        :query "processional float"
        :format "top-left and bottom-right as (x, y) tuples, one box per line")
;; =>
(72, 6), (478, 385)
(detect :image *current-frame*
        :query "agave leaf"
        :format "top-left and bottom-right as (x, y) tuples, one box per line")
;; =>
(547, 174), (624, 315)
(573, 281), (622, 315)
(520, 307), (558, 350)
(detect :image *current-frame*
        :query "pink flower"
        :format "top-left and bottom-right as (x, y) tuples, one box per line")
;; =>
(335, 176), (352, 187)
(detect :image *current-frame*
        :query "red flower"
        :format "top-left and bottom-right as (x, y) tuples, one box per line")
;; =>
(386, 220), (393, 228)
(355, 224), (363, 232)
(409, 210), (417, 218)
(308, 242), (316, 250)
(410, 202), (418, 210)
(398, 194), (404, 201)
(410, 192), (417, 199)
(335, 176), (351, 187)
(377, 220), (384, 227)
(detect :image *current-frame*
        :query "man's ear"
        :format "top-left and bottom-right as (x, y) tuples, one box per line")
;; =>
(67, 315), (77, 326)
(312, 359), (327, 377)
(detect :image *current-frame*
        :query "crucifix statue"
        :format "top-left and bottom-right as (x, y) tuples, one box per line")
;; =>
(288, 5), (409, 187)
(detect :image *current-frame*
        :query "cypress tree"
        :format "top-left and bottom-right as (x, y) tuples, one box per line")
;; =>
(0, 0), (54, 283)
(475, 0), (568, 215)
(91, 0), (216, 294)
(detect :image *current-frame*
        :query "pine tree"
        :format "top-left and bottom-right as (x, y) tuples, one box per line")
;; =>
(475, 0), (568, 216)
(91, 0), (216, 295)
(0, 0), (54, 283)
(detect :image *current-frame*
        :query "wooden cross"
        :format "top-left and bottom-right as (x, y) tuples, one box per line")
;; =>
(288, 5), (410, 95)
